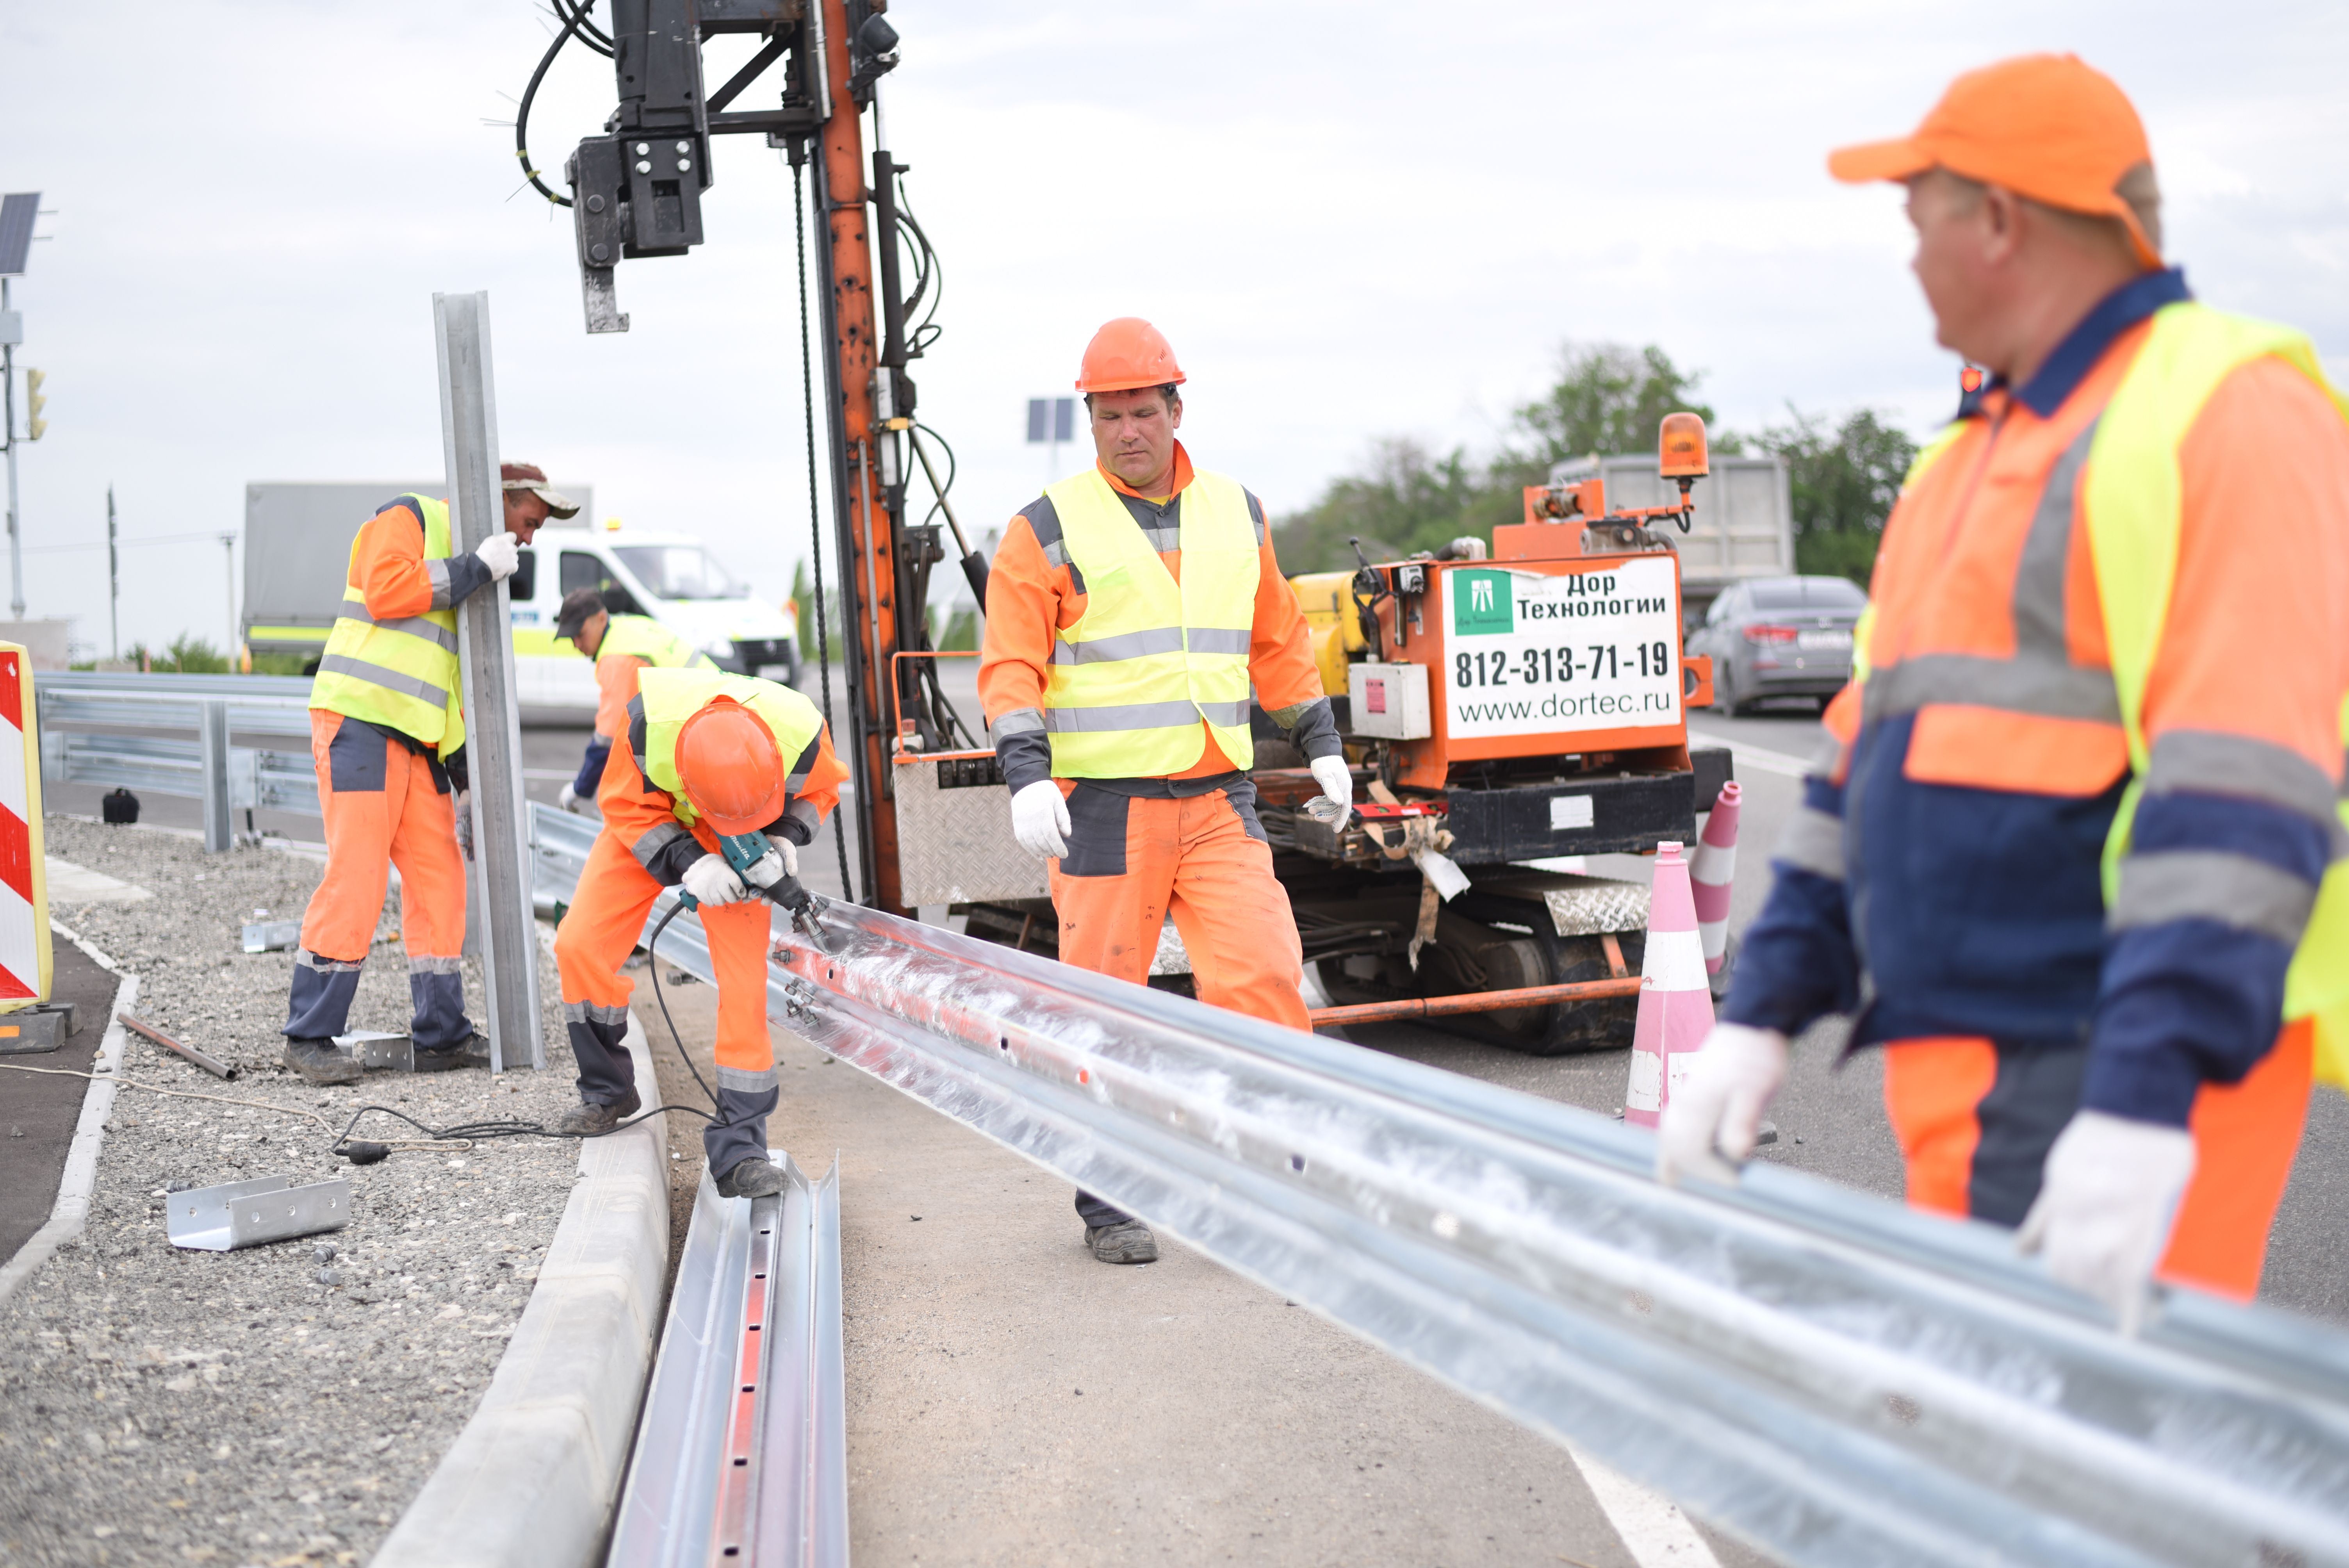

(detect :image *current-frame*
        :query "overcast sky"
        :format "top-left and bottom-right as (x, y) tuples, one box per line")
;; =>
(2, 0), (2343, 657)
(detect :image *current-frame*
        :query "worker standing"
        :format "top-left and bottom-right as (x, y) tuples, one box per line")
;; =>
(980, 318), (1353, 1264)
(551, 587), (716, 814)
(551, 667), (847, 1197)
(282, 463), (576, 1085)
(1659, 56), (2349, 1331)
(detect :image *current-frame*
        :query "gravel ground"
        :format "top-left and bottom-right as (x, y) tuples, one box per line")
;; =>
(0, 818), (586, 1568)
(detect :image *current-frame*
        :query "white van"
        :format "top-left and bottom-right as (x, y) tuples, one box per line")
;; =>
(241, 483), (800, 722)
(510, 522), (801, 716)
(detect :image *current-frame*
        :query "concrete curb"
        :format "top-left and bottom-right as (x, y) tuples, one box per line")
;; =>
(372, 1016), (669, 1568)
(0, 923), (135, 1313)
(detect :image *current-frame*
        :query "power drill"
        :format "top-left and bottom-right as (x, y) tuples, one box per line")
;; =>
(677, 828), (830, 945)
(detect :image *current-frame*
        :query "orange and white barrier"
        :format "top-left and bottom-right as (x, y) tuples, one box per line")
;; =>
(1624, 841), (1713, 1129)
(1690, 781), (1741, 976)
(0, 643), (50, 1005)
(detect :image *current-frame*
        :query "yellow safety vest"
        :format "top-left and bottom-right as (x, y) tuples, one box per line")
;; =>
(598, 614), (715, 672)
(309, 495), (465, 757)
(1875, 303), (2349, 1090)
(1043, 467), (1259, 776)
(637, 666), (823, 830)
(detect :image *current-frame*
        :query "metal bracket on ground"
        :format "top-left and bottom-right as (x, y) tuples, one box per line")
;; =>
(165, 1174), (351, 1251)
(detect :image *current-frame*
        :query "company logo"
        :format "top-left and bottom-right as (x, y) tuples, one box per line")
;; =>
(1453, 570), (1513, 636)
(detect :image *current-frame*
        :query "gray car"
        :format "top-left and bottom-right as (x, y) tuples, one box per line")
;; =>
(1689, 575), (1868, 716)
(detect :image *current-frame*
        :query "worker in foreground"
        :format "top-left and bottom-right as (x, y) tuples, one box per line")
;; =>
(1659, 55), (2349, 1332)
(552, 666), (847, 1197)
(281, 463), (574, 1085)
(980, 318), (1353, 1263)
(551, 586), (716, 814)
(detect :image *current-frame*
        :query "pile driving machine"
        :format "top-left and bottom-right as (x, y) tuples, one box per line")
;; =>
(513, 0), (1731, 1052)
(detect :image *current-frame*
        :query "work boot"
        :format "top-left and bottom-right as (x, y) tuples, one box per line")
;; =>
(413, 1032), (493, 1072)
(714, 1156), (789, 1200)
(1086, 1219), (1159, 1265)
(283, 1038), (360, 1087)
(555, 1088), (641, 1137)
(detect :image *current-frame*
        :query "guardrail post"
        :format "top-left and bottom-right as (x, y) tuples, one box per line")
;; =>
(435, 291), (544, 1072)
(199, 700), (230, 852)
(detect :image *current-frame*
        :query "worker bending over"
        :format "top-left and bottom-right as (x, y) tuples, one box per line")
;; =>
(1661, 55), (2349, 1331)
(552, 667), (847, 1198)
(980, 318), (1353, 1263)
(552, 587), (716, 813)
(281, 463), (574, 1085)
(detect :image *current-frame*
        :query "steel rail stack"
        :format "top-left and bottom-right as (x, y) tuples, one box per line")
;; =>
(528, 803), (2349, 1568)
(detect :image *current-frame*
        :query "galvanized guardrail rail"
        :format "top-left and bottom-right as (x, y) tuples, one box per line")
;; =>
(34, 671), (319, 848)
(528, 801), (2349, 1568)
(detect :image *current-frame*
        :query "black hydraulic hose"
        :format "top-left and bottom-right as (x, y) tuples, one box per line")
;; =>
(515, 0), (598, 207)
(795, 158), (856, 901)
(644, 900), (722, 1114)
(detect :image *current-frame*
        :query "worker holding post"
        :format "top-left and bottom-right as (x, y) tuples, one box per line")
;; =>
(1660, 55), (2349, 1331)
(282, 463), (576, 1085)
(980, 318), (1353, 1264)
(551, 586), (717, 814)
(551, 666), (847, 1197)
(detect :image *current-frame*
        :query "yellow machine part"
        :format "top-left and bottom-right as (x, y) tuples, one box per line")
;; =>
(1289, 570), (1367, 700)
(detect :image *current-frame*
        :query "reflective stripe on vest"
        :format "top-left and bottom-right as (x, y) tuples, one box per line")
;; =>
(597, 614), (715, 671)
(636, 666), (824, 830)
(1041, 467), (1259, 777)
(2080, 301), (2349, 1091)
(307, 495), (465, 755)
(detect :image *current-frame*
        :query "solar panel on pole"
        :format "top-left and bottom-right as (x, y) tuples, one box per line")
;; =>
(0, 195), (36, 277)
(1025, 398), (1048, 444)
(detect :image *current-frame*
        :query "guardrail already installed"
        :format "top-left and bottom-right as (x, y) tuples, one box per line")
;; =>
(34, 672), (319, 850)
(527, 802), (2349, 1568)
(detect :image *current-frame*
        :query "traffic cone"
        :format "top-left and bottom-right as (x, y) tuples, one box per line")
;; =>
(1623, 841), (1715, 1129)
(1690, 781), (1741, 978)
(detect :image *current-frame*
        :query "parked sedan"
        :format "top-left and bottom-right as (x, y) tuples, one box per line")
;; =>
(1689, 575), (1867, 716)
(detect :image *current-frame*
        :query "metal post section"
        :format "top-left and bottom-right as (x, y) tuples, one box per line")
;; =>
(3, 276), (20, 621)
(433, 291), (543, 1072)
(198, 700), (230, 852)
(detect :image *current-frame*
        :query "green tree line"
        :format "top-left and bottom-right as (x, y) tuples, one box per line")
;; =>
(1270, 344), (1920, 586)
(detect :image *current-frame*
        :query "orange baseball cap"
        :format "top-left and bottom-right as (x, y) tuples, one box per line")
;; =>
(1828, 53), (2161, 268)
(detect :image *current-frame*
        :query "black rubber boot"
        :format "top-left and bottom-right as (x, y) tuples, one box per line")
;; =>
(1087, 1219), (1159, 1264)
(556, 1088), (642, 1136)
(283, 1038), (360, 1086)
(413, 1032), (493, 1072)
(715, 1156), (789, 1199)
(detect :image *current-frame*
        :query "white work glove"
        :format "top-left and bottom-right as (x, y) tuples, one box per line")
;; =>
(1303, 755), (1354, 827)
(2016, 1110), (2197, 1336)
(453, 789), (473, 860)
(1655, 1023), (1790, 1187)
(739, 839), (798, 890)
(556, 782), (584, 814)
(1010, 779), (1071, 861)
(474, 531), (520, 582)
(681, 852), (750, 907)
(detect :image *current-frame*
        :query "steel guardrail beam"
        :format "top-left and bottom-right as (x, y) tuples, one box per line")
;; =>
(527, 803), (2349, 1568)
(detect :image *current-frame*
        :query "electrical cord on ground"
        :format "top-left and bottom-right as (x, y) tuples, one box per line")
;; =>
(514, 0), (602, 206)
(795, 157), (857, 902)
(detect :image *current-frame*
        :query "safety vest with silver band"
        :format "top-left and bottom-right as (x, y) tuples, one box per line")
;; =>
(1846, 302), (2349, 1090)
(308, 495), (465, 757)
(596, 613), (716, 672)
(633, 667), (825, 837)
(1032, 467), (1259, 777)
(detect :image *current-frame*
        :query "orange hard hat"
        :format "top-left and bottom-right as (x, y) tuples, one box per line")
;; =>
(1828, 53), (2161, 269)
(1075, 317), (1185, 394)
(673, 697), (788, 835)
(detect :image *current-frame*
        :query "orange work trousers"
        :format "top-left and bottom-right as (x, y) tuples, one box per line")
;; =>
(1046, 780), (1310, 1033)
(1882, 1019), (2315, 1301)
(552, 826), (780, 1088)
(286, 711), (469, 1048)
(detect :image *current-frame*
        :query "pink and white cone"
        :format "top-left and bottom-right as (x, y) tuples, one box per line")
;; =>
(1624, 841), (1716, 1129)
(1690, 781), (1741, 975)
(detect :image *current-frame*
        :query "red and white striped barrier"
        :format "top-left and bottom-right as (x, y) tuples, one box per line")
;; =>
(1690, 781), (1741, 976)
(0, 643), (50, 1005)
(1624, 841), (1713, 1129)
